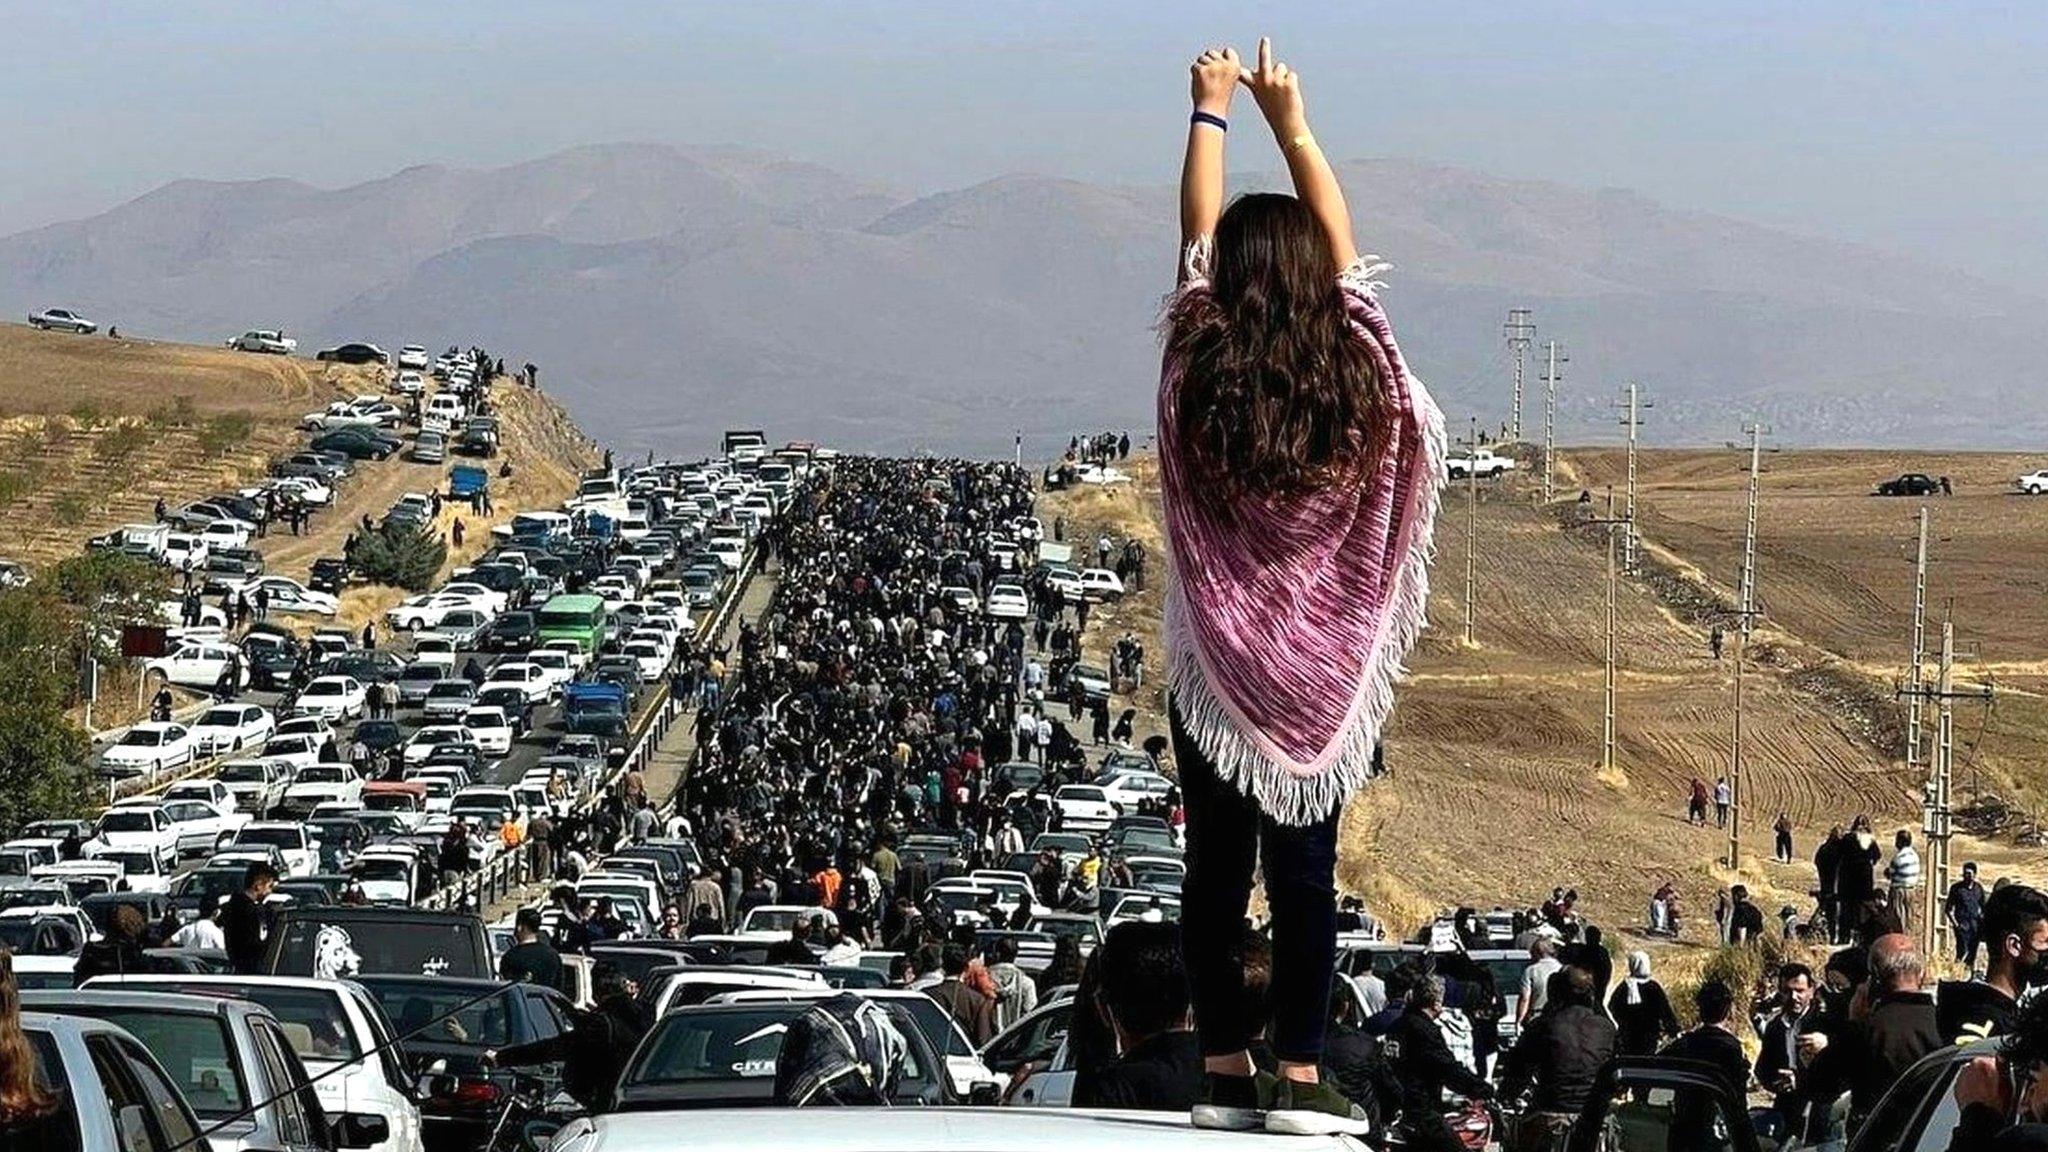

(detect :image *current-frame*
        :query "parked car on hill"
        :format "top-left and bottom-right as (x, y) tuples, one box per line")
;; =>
(227, 328), (297, 354)
(2017, 468), (2048, 495)
(1447, 447), (1516, 479)
(28, 307), (96, 333)
(315, 341), (389, 365)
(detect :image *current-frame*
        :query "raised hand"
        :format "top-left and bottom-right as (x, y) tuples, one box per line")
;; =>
(1189, 46), (1242, 115)
(1240, 36), (1307, 137)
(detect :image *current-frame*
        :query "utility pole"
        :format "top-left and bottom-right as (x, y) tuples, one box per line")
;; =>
(1458, 416), (1481, 646)
(1540, 340), (1566, 503)
(1505, 308), (1535, 443)
(1586, 489), (1630, 778)
(1727, 422), (1769, 870)
(1617, 383), (1652, 574)
(1898, 616), (1993, 959)
(1904, 508), (1930, 785)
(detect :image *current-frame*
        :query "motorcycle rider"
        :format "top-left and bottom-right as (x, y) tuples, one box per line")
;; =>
(1383, 974), (1495, 1151)
(1498, 965), (1615, 1151)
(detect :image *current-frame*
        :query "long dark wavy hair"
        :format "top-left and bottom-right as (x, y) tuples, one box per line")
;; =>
(1169, 192), (1386, 499)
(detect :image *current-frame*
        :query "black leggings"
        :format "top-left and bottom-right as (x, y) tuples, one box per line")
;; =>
(1173, 702), (1340, 1064)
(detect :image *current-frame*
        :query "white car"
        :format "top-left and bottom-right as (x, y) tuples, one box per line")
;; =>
(1043, 567), (1083, 602)
(273, 715), (335, 744)
(1053, 784), (1119, 830)
(1098, 771), (1174, 811)
(941, 586), (980, 615)
(461, 707), (516, 756)
(161, 534), (210, 572)
(386, 591), (491, 631)
(622, 640), (668, 682)
(224, 823), (319, 877)
(215, 759), (291, 816)
(485, 661), (554, 704)
(83, 844), (173, 894)
(538, 639), (590, 674)
(188, 703), (276, 756)
(439, 581), (508, 615)
(244, 475), (333, 507)
(196, 519), (254, 551)
(1076, 568), (1125, 602)
(258, 733), (325, 773)
(226, 329), (297, 354)
(1446, 448), (1517, 480)
(403, 725), (477, 766)
(985, 584), (1030, 621)
(283, 764), (363, 810)
(101, 722), (197, 776)
(91, 805), (178, 864)
(2019, 469), (2048, 496)
(162, 778), (239, 815)
(393, 369), (426, 396)
(294, 675), (366, 720)
(145, 640), (247, 691)
(526, 649), (578, 691)
(397, 345), (431, 370)
(155, 798), (248, 856)
(242, 576), (339, 616)
(705, 537), (745, 570)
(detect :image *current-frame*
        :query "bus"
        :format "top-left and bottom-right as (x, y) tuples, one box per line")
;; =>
(536, 593), (608, 653)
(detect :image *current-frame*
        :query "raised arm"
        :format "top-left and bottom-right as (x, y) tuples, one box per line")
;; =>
(1242, 37), (1358, 271)
(1179, 46), (1241, 279)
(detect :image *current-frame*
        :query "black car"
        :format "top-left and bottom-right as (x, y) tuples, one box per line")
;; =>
(593, 656), (645, 698)
(480, 611), (538, 654)
(353, 719), (406, 757)
(324, 649), (407, 684)
(212, 494), (268, 524)
(1877, 472), (1942, 497)
(474, 686), (532, 734)
(421, 745), (488, 781)
(357, 975), (571, 1151)
(240, 629), (304, 689)
(309, 556), (350, 594)
(310, 431), (397, 461)
(315, 342), (389, 365)
(466, 563), (525, 595)
(265, 906), (494, 978)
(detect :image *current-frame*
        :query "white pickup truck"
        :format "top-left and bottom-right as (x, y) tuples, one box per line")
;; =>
(2018, 468), (2048, 496)
(1447, 448), (1517, 480)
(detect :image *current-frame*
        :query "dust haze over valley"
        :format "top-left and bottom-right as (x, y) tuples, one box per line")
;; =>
(4, 142), (2044, 458)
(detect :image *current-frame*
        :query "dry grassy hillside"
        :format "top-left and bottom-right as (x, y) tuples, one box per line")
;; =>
(1046, 449), (2044, 954)
(0, 322), (601, 723)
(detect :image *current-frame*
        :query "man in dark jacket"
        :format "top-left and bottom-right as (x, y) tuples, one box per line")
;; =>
(489, 965), (648, 1111)
(923, 943), (996, 1047)
(765, 917), (819, 966)
(498, 908), (563, 989)
(1499, 966), (1615, 1149)
(1754, 963), (1826, 1145)
(74, 905), (157, 982)
(1657, 980), (1751, 1152)
(1384, 976), (1494, 1152)
(1070, 922), (1200, 1112)
(1815, 826), (1845, 942)
(1939, 883), (2048, 1044)
(1810, 933), (1942, 1132)
(222, 862), (278, 974)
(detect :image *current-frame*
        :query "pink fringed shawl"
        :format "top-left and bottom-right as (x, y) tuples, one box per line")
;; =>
(1159, 241), (1445, 825)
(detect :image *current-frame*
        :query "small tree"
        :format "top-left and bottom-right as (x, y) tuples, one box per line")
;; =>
(0, 590), (95, 835)
(352, 524), (447, 592)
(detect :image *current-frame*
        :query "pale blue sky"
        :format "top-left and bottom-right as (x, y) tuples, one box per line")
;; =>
(7, 1), (2045, 288)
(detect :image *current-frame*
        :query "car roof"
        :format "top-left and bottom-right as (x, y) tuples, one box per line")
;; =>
(22, 988), (252, 1021)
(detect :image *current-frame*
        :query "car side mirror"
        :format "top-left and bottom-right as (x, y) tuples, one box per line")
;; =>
(331, 1113), (390, 1149)
(967, 1081), (1002, 1106)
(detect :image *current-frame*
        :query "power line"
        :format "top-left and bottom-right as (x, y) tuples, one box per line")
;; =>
(1727, 422), (1769, 870)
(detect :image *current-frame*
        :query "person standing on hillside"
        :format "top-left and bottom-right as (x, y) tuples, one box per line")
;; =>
(1161, 38), (1444, 1137)
(1774, 811), (1796, 864)
(1713, 775), (1732, 827)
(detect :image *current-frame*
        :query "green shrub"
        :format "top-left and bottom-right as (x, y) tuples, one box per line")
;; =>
(148, 395), (197, 429)
(67, 401), (102, 428)
(95, 421), (150, 462)
(49, 492), (89, 526)
(352, 524), (447, 592)
(197, 411), (257, 457)
(0, 470), (37, 507)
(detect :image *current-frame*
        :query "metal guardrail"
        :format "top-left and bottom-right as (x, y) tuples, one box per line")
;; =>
(421, 544), (764, 915)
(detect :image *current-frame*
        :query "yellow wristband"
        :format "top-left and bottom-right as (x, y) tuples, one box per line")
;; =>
(1287, 133), (1317, 153)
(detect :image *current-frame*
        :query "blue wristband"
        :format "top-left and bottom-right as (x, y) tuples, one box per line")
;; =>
(1191, 110), (1227, 133)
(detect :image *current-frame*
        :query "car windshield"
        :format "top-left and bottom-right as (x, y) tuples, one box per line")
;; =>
(305, 682), (344, 697)
(627, 1007), (804, 1084)
(118, 730), (164, 747)
(196, 709), (243, 727)
(427, 683), (472, 699)
(101, 811), (157, 832)
(77, 1008), (248, 1118)
(238, 828), (302, 848)
(353, 859), (410, 882)
(162, 802), (211, 821)
(360, 982), (522, 1046)
(267, 737), (314, 754)
(218, 763), (267, 782)
(297, 767), (347, 784)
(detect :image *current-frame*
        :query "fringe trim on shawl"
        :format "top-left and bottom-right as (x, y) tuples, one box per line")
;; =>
(1164, 258), (1445, 827)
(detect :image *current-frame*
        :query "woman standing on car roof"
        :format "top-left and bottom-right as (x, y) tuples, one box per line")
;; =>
(1161, 39), (1443, 1138)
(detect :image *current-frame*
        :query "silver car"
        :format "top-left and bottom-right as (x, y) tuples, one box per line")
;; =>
(411, 431), (447, 464)
(25, 989), (390, 1152)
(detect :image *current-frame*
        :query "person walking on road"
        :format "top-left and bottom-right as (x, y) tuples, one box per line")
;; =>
(1161, 38), (1443, 1138)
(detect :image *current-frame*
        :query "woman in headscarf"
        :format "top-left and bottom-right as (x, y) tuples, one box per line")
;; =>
(1608, 951), (1681, 1057)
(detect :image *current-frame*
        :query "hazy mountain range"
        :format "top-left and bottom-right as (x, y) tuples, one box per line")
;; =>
(3, 142), (2040, 456)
